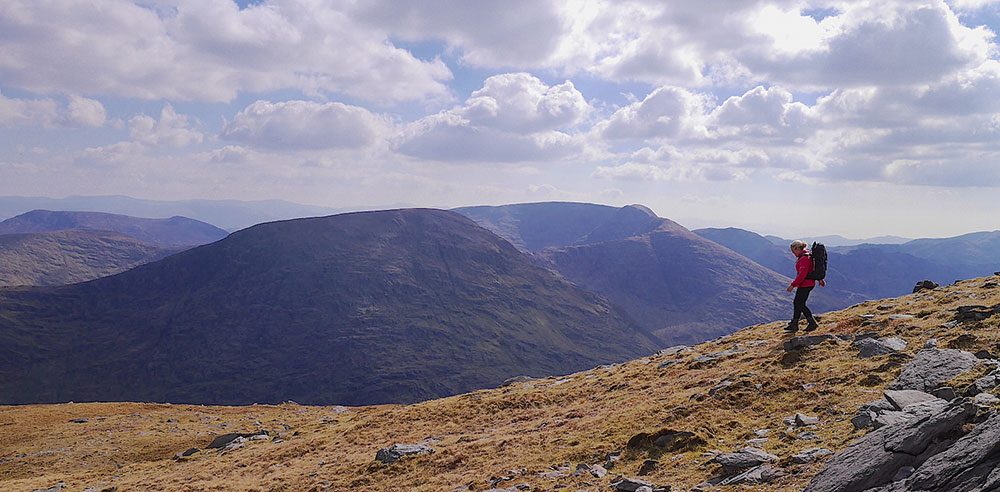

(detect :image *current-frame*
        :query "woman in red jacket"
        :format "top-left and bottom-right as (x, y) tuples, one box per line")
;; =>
(785, 240), (821, 332)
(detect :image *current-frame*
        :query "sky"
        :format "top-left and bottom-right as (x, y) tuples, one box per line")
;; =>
(2, 0), (1000, 238)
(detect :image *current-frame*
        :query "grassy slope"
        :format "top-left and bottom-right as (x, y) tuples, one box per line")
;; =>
(3, 276), (999, 491)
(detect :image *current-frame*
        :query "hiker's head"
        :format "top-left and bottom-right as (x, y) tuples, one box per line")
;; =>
(790, 240), (807, 255)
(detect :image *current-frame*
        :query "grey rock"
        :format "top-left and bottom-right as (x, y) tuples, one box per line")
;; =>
(798, 431), (821, 441)
(973, 392), (999, 406)
(745, 438), (769, 448)
(207, 432), (264, 449)
(784, 334), (837, 352)
(708, 380), (732, 396)
(710, 447), (778, 475)
(795, 413), (821, 426)
(611, 477), (655, 492)
(874, 411), (911, 430)
(889, 349), (980, 392)
(658, 345), (690, 356)
(588, 463), (608, 478)
(657, 360), (677, 369)
(753, 428), (770, 437)
(931, 386), (958, 401)
(852, 411), (877, 430)
(635, 487), (653, 492)
(913, 280), (938, 293)
(32, 484), (65, 492)
(500, 375), (536, 387)
(792, 448), (834, 464)
(69, 418), (88, 424)
(907, 412), (1000, 490)
(803, 399), (975, 492)
(719, 464), (784, 485)
(692, 347), (742, 365)
(924, 338), (939, 348)
(82, 486), (116, 492)
(637, 459), (658, 476)
(889, 314), (916, 320)
(969, 372), (1000, 396)
(375, 443), (433, 464)
(883, 390), (943, 411)
(855, 337), (908, 358)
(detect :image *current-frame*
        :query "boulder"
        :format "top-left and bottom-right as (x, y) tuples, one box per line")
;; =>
(854, 338), (907, 359)
(889, 349), (980, 392)
(883, 390), (943, 411)
(375, 443), (434, 464)
(784, 334), (837, 352)
(954, 305), (1000, 322)
(803, 399), (975, 492)
(610, 477), (660, 492)
(905, 412), (1000, 490)
(913, 280), (938, 293)
(710, 447), (778, 475)
(207, 431), (267, 449)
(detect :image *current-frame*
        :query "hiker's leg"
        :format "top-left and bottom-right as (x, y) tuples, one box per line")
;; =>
(800, 287), (817, 327)
(793, 287), (811, 320)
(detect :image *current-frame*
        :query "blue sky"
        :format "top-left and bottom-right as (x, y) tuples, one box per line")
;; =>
(2, 0), (1000, 238)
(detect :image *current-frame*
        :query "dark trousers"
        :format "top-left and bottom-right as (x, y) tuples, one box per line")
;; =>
(792, 286), (815, 323)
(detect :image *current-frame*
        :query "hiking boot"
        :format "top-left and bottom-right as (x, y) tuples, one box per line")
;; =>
(805, 320), (819, 332)
(784, 322), (799, 333)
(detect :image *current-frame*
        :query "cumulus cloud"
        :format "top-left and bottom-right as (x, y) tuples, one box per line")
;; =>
(0, 0), (452, 103)
(130, 105), (203, 147)
(596, 86), (711, 140)
(395, 74), (588, 162)
(221, 100), (390, 150)
(459, 73), (590, 133)
(0, 92), (105, 128)
(208, 145), (252, 163)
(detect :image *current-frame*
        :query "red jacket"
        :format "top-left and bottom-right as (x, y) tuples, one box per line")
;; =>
(792, 250), (816, 288)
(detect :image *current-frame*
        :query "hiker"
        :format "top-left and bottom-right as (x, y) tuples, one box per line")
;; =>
(785, 240), (825, 332)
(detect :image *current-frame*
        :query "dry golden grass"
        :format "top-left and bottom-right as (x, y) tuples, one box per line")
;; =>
(3, 276), (1000, 491)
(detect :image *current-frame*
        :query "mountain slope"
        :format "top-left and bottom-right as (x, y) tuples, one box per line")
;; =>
(0, 209), (660, 406)
(458, 203), (801, 345)
(0, 230), (178, 287)
(0, 210), (228, 247)
(5, 275), (999, 492)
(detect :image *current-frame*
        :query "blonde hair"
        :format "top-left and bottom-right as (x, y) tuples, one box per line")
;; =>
(790, 240), (807, 251)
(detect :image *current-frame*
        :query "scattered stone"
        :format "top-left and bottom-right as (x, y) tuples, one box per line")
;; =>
(855, 337), (908, 358)
(889, 314), (916, 320)
(753, 429), (771, 437)
(637, 459), (658, 476)
(610, 477), (656, 492)
(710, 447), (778, 475)
(924, 338), (939, 349)
(719, 464), (784, 485)
(692, 347), (742, 366)
(627, 429), (705, 453)
(375, 443), (434, 464)
(82, 485), (116, 492)
(975, 350), (995, 360)
(954, 304), (1000, 323)
(947, 333), (978, 350)
(884, 390), (943, 411)
(745, 438), (768, 448)
(794, 413), (820, 426)
(791, 448), (834, 464)
(32, 483), (65, 492)
(69, 418), (88, 424)
(784, 334), (837, 352)
(173, 447), (199, 460)
(889, 349), (980, 392)
(658, 345), (690, 356)
(657, 360), (677, 369)
(798, 431), (821, 441)
(913, 280), (939, 293)
(588, 464), (608, 478)
(207, 431), (268, 450)
(605, 451), (622, 469)
(500, 376), (536, 387)
(708, 380), (733, 396)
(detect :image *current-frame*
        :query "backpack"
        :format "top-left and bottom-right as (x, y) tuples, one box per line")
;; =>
(806, 242), (827, 280)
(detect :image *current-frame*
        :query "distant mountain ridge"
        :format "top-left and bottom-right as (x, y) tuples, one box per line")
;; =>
(0, 195), (350, 231)
(0, 230), (178, 287)
(0, 210), (228, 247)
(457, 202), (803, 344)
(0, 208), (660, 406)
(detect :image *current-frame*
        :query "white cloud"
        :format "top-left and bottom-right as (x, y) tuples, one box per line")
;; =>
(395, 74), (589, 162)
(596, 86), (711, 140)
(207, 145), (252, 163)
(460, 73), (590, 133)
(0, 91), (105, 128)
(130, 105), (203, 147)
(0, 0), (452, 103)
(221, 100), (390, 150)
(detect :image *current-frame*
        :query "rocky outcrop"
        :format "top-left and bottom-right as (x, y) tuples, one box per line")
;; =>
(889, 349), (980, 392)
(804, 399), (977, 492)
(375, 443), (434, 464)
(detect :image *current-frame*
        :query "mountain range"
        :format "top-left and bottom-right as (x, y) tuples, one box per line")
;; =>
(0, 210), (228, 287)
(0, 208), (660, 406)
(456, 203), (815, 344)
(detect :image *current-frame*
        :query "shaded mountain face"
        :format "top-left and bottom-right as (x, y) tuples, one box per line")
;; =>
(0, 230), (178, 287)
(0, 209), (660, 406)
(0, 210), (228, 247)
(457, 203), (796, 345)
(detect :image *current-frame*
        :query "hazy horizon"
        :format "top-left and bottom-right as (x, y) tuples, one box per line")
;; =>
(2, 1), (1000, 239)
